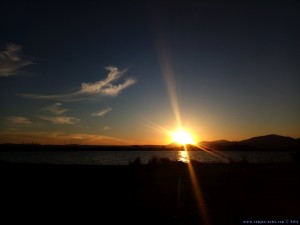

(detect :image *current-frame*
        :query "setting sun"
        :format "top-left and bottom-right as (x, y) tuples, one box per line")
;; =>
(171, 129), (196, 145)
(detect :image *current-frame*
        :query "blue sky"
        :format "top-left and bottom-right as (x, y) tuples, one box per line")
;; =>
(0, 0), (299, 145)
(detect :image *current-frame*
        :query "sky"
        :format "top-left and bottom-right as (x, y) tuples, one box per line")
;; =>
(0, 0), (299, 145)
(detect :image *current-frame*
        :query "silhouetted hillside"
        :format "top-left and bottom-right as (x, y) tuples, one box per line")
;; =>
(200, 134), (300, 151)
(240, 134), (298, 149)
(200, 140), (235, 150)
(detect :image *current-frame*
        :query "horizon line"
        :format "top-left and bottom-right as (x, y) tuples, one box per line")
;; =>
(1, 133), (299, 146)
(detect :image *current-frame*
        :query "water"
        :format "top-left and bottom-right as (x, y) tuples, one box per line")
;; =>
(0, 150), (294, 165)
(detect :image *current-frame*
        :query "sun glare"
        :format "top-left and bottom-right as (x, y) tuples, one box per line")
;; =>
(171, 129), (195, 145)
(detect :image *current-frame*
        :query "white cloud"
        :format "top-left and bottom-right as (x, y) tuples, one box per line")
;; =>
(0, 44), (33, 77)
(21, 66), (136, 101)
(92, 107), (112, 117)
(80, 66), (122, 94)
(7, 116), (32, 125)
(99, 78), (136, 96)
(38, 116), (79, 124)
(42, 103), (68, 115)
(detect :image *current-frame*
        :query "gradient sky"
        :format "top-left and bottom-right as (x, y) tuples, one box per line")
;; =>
(1, 0), (299, 145)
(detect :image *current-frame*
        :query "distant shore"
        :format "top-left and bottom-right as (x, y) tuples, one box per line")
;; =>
(1, 143), (299, 152)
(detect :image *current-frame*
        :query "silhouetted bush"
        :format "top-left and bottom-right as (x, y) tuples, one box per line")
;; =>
(129, 157), (142, 166)
(129, 156), (197, 167)
(158, 157), (172, 165)
(147, 156), (159, 165)
(147, 156), (174, 166)
(228, 157), (250, 164)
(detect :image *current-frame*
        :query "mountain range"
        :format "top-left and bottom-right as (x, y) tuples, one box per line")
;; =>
(199, 134), (300, 151)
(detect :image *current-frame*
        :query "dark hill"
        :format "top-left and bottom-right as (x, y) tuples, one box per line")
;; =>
(240, 134), (298, 150)
(200, 134), (300, 151)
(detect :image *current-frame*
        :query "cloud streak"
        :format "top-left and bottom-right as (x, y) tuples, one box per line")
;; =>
(0, 131), (136, 145)
(38, 116), (79, 124)
(0, 44), (33, 77)
(42, 103), (68, 115)
(100, 126), (111, 131)
(21, 66), (136, 101)
(7, 116), (32, 125)
(92, 107), (112, 117)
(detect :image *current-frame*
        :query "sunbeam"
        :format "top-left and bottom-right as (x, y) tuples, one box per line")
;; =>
(155, 30), (212, 224)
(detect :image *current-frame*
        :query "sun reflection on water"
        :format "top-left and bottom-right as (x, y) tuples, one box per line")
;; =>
(177, 150), (190, 163)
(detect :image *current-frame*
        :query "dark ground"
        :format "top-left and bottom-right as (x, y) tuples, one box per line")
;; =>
(1, 160), (300, 225)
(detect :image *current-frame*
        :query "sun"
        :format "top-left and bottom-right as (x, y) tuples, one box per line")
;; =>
(171, 129), (196, 145)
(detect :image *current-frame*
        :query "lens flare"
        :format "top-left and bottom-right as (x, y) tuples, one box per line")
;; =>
(171, 129), (195, 145)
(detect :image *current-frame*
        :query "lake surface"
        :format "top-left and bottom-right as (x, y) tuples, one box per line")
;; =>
(0, 150), (294, 165)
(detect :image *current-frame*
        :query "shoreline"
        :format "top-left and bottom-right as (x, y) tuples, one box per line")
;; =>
(1, 143), (299, 152)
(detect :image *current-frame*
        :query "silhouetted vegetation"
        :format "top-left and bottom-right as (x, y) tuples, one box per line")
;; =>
(1, 157), (300, 225)
(129, 156), (142, 166)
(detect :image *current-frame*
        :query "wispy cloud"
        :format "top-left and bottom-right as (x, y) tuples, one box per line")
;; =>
(92, 107), (112, 117)
(101, 126), (111, 131)
(42, 103), (68, 115)
(0, 44), (33, 77)
(21, 66), (136, 101)
(0, 131), (136, 145)
(7, 116), (32, 125)
(38, 116), (79, 124)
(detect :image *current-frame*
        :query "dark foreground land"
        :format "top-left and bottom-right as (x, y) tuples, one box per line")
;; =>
(1, 160), (300, 225)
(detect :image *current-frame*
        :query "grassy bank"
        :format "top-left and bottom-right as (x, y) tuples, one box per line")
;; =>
(1, 159), (300, 225)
